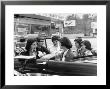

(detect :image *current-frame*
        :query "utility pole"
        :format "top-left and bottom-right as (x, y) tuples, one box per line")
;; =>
(83, 14), (88, 36)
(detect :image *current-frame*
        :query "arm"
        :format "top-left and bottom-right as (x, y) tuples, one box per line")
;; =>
(42, 46), (51, 54)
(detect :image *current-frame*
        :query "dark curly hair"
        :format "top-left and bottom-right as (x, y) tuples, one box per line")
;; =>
(51, 35), (60, 42)
(74, 37), (82, 47)
(60, 37), (72, 49)
(25, 38), (36, 55)
(36, 37), (44, 42)
(82, 40), (92, 50)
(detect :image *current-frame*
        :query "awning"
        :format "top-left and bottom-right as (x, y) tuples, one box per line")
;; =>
(14, 14), (51, 26)
(15, 14), (51, 21)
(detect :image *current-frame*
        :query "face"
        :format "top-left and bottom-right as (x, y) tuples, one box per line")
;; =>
(81, 43), (86, 51)
(53, 40), (58, 46)
(75, 41), (80, 48)
(38, 41), (44, 46)
(31, 42), (37, 50)
(60, 45), (66, 51)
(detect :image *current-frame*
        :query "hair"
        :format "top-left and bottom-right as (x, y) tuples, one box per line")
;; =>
(36, 37), (44, 42)
(25, 38), (36, 55)
(74, 37), (82, 47)
(60, 37), (72, 49)
(20, 38), (26, 42)
(82, 40), (92, 50)
(51, 35), (60, 42)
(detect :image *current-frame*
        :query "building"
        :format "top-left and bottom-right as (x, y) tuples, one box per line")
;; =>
(14, 14), (51, 37)
(14, 14), (64, 38)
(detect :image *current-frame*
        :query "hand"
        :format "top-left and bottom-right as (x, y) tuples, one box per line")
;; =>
(38, 51), (45, 57)
(73, 52), (78, 57)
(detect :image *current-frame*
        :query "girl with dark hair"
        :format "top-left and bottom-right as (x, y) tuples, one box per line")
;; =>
(14, 38), (37, 56)
(23, 38), (37, 56)
(59, 37), (75, 62)
(74, 37), (82, 57)
(14, 39), (37, 76)
(74, 37), (82, 48)
(80, 40), (93, 56)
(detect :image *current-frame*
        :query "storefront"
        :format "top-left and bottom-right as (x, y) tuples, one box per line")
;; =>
(14, 14), (51, 37)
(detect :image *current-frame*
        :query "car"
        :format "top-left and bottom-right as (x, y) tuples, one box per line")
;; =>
(14, 56), (97, 76)
(14, 37), (97, 76)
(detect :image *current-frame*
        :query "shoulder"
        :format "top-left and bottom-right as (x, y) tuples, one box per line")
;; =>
(68, 49), (74, 54)
(65, 49), (75, 62)
(41, 46), (50, 53)
(91, 50), (97, 56)
(41, 46), (48, 50)
(85, 50), (93, 56)
(66, 49), (74, 57)
(39, 46), (46, 51)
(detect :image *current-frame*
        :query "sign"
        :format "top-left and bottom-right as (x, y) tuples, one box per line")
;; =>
(64, 20), (76, 27)
(91, 22), (97, 29)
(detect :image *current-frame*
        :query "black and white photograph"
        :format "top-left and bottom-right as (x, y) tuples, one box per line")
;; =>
(14, 13), (97, 76)
(4, 4), (106, 85)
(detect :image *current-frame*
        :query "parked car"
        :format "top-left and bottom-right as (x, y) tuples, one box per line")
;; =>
(14, 38), (97, 76)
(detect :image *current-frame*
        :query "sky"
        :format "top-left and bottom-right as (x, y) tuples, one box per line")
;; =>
(36, 13), (85, 20)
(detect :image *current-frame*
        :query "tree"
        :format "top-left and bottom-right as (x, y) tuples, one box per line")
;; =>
(83, 14), (89, 36)
(66, 14), (76, 21)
